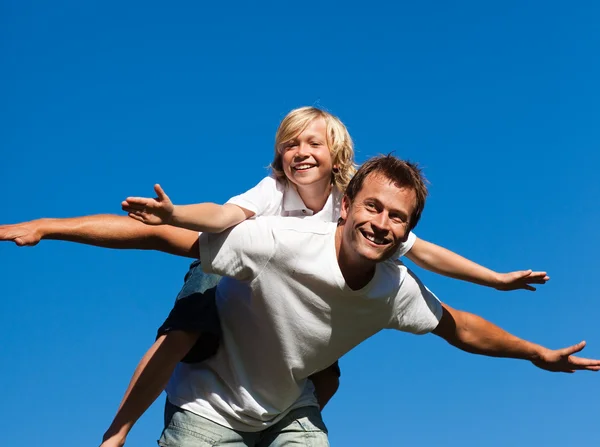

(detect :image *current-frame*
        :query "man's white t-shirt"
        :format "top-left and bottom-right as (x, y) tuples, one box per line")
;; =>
(166, 217), (442, 432)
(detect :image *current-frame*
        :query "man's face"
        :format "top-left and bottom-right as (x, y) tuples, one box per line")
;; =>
(280, 117), (334, 192)
(340, 173), (416, 263)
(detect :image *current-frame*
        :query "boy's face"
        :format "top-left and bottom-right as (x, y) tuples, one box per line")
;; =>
(280, 117), (333, 193)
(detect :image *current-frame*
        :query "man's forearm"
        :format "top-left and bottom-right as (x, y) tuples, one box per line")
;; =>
(434, 304), (544, 361)
(28, 215), (199, 258)
(39, 215), (160, 249)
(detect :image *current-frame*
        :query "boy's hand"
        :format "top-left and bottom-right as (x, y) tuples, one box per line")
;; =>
(533, 341), (600, 373)
(0, 220), (44, 246)
(494, 270), (549, 291)
(122, 184), (174, 225)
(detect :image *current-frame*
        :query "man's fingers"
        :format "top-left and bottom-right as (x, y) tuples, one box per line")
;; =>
(567, 355), (600, 368)
(524, 285), (536, 291)
(558, 341), (586, 357)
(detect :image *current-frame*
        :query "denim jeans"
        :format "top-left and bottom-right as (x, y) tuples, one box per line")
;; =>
(174, 260), (222, 300)
(158, 400), (329, 447)
(156, 260), (223, 363)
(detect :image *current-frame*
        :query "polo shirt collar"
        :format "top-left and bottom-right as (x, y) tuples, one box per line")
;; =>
(282, 182), (309, 214)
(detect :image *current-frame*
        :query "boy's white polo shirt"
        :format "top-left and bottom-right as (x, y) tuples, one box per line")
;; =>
(225, 175), (417, 256)
(166, 217), (442, 432)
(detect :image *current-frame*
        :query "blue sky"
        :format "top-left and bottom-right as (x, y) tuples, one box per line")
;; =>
(1, 1), (599, 446)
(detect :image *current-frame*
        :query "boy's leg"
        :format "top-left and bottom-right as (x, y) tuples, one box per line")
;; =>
(258, 406), (330, 447)
(101, 261), (222, 446)
(101, 331), (199, 447)
(158, 400), (259, 447)
(158, 259), (222, 363)
(308, 361), (341, 410)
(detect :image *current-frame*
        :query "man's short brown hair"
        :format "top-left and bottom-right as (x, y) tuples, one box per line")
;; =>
(345, 154), (428, 232)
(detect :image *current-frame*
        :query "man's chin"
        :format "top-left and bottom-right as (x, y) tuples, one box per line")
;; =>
(357, 246), (393, 263)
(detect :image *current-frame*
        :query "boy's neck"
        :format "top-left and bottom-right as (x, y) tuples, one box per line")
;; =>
(295, 181), (333, 214)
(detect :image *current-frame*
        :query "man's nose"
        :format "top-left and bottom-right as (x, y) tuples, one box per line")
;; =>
(371, 213), (391, 231)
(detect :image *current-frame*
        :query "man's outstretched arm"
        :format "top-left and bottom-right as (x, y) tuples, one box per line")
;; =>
(432, 303), (600, 373)
(0, 215), (199, 258)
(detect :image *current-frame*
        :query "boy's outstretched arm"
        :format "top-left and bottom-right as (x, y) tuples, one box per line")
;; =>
(122, 184), (254, 232)
(0, 215), (199, 258)
(405, 238), (549, 291)
(432, 303), (600, 372)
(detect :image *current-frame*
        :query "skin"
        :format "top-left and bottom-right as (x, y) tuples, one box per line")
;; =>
(0, 171), (597, 446)
(336, 173), (416, 289)
(280, 117), (334, 212)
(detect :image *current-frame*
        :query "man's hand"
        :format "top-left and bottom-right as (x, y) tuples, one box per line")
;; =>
(494, 270), (550, 291)
(533, 341), (600, 373)
(122, 184), (174, 225)
(0, 220), (44, 246)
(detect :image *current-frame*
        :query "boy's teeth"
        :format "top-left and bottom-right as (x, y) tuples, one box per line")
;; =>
(295, 164), (313, 170)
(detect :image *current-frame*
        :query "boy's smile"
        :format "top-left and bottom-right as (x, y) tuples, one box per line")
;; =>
(281, 117), (333, 192)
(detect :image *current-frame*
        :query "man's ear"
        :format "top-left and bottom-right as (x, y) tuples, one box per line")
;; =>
(340, 195), (350, 221)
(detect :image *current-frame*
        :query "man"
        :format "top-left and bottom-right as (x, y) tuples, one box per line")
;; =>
(1, 155), (598, 447)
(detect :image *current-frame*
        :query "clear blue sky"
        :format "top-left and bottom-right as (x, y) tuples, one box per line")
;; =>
(1, 1), (599, 446)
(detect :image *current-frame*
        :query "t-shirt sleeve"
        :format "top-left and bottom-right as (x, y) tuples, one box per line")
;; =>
(199, 218), (276, 282)
(225, 176), (282, 217)
(392, 231), (417, 259)
(387, 266), (443, 334)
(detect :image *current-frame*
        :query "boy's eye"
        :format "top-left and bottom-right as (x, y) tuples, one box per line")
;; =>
(310, 142), (322, 147)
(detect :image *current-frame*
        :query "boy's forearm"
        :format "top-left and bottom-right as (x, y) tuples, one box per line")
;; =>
(170, 203), (251, 233)
(407, 239), (500, 288)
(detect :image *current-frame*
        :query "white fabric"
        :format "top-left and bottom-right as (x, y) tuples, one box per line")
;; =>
(225, 175), (417, 256)
(166, 218), (442, 431)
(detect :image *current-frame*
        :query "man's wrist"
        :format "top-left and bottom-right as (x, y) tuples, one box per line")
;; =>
(34, 218), (53, 240)
(524, 342), (546, 362)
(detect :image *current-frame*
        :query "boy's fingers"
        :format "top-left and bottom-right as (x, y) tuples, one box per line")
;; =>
(127, 213), (146, 223)
(154, 184), (168, 201)
(124, 197), (152, 206)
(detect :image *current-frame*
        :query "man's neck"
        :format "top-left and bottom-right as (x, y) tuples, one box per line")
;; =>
(295, 181), (333, 214)
(334, 226), (376, 291)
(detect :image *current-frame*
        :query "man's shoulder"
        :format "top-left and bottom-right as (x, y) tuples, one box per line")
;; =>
(254, 216), (335, 235)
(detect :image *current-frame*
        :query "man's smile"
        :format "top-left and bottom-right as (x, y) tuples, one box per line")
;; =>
(359, 228), (391, 246)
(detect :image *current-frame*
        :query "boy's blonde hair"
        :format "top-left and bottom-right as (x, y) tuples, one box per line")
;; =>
(271, 106), (356, 192)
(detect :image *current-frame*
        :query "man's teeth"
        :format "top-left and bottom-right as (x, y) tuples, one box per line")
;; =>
(294, 164), (314, 170)
(364, 233), (386, 244)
